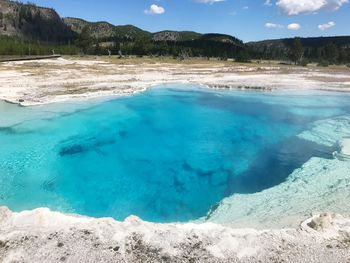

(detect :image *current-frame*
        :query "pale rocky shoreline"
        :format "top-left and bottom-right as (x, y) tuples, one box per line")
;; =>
(1, 57), (350, 262)
(1, 207), (350, 263)
(0, 57), (349, 106)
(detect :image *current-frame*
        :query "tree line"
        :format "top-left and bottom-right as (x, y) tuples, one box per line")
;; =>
(1, 33), (350, 67)
(250, 37), (350, 66)
(0, 36), (78, 56)
(74, 28), (249, 61)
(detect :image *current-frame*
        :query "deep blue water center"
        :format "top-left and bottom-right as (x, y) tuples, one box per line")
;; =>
(0, 85), (349, 222)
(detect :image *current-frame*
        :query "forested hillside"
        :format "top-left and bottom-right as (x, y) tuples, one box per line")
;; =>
(0, 0), (349, 65)
(0, 0), (75, 42)
(0, 0), (246, 59)
(249, 36), (350, 65)
(65, 17), (246, 59)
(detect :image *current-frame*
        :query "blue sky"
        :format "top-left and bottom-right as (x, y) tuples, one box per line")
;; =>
(29, 0), (349, 42)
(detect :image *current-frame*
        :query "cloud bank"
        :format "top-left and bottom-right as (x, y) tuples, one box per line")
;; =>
(265, 22), (284, 28)
(287, 23), (301, 30)
(277, 0), (348, 15)
(195, 0), (226, 4)
(318, 21), (336, 30)
(145, 4), (165, 15)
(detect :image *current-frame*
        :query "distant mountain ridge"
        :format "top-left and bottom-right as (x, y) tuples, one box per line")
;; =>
(0, 0), (244, 46)
(63, 17), (152, 41)
(248, 36), (350, 48)
(63, 17), (242, 45)
(1, 0), (349, 48)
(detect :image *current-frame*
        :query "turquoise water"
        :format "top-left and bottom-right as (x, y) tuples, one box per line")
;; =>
(0, 85), (350, 222)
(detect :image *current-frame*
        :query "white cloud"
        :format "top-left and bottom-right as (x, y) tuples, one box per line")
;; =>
(195, 0), (226, 4)
(144, 4), (165, 15)
(318, 21), (336, 30)
(277, 0), (348, 15)
(287, 23), (301, 30)
(265, 22), (284, 28)
(264, 0), (273, 6)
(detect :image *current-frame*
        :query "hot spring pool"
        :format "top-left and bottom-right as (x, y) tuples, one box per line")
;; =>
(0, 85), (350, 222)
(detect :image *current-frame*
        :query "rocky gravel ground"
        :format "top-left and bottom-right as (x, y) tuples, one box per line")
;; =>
(0, 207), (350, 263)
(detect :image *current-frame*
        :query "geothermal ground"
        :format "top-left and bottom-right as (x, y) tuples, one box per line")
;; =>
(1, 57), (350, 262)
(1, 207), (350, 263)
(0, 56), (349, 106)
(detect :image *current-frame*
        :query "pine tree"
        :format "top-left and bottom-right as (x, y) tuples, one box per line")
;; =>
(289, 37), (304, 65)
(75, 26), (92, 54)
(0, 12), (3, 28)
(324, 43), (339, 64)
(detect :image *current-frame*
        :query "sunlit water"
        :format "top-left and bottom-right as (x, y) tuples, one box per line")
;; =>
(0, 85), (349, 222)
